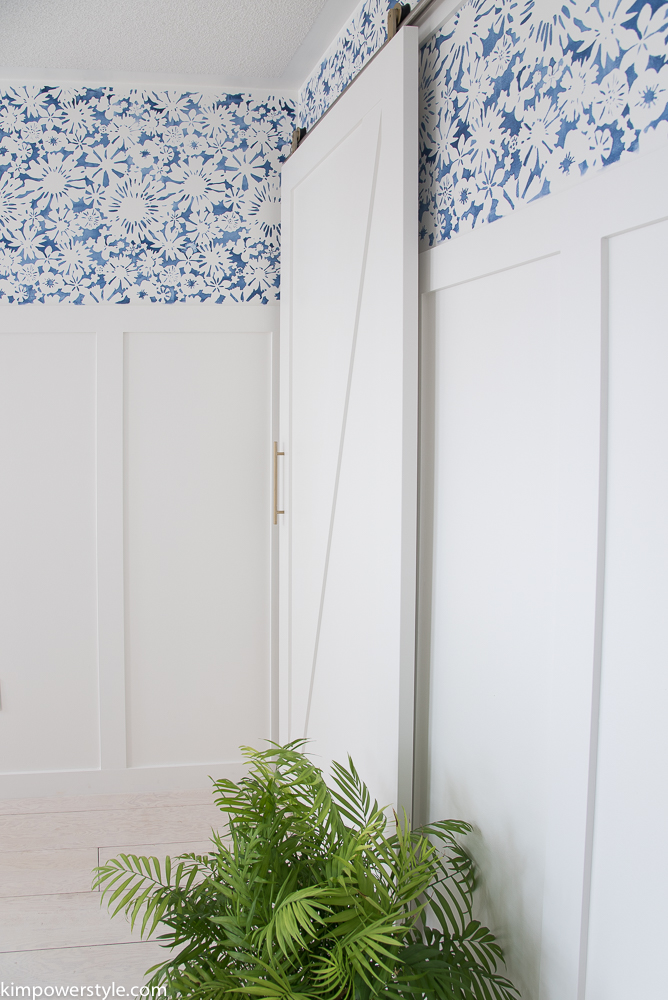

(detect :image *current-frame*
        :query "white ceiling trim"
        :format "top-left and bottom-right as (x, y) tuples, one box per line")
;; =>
(0, 67), (299, 99)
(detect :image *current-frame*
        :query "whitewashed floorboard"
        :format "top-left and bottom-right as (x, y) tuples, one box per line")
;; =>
(0, 941), (167, 986)
(0, 849), (98, 897)
(0, 790), (214, 816)
(98, 840), (212, 868)
(0, 792), (219, 981)
(0, 892), (148, 952)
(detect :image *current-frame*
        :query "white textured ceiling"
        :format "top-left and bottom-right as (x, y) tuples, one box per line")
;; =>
(0, 0), (360, 92)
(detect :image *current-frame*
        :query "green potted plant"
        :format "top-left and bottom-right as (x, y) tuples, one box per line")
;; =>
(95, 742), (519, 999)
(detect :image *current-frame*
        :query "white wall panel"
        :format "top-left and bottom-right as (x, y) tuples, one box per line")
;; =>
(427, 256), (560, 998)
(0, 331), (99, 773)
(419, 147), (668, 1000)
(124, 330), (272, 767)
(0, 305), (277, 799)
(585, 219), (668, 1000)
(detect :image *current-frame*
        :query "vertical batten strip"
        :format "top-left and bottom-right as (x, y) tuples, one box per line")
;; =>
(398, 27), (420, 821)
(573, 236), (610, 1000)
(96, 324), (127, 770)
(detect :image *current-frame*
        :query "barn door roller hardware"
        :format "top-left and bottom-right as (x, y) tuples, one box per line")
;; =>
(287, 0), (419, 160)
(291, 127), (307, 154)
(387, 3), (411, 39)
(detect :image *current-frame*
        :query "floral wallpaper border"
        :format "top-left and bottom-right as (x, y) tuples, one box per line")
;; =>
(0, 87), (295, 304)
(419, 0), (668, 248)
(299, 0), (668, 249)
(299, 0), (399, 130)
(2, 0), (666, 305)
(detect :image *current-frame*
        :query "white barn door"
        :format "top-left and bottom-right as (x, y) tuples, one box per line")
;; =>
(279, 27), (418, 812)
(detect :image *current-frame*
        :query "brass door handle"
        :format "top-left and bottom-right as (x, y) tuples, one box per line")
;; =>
(273, 442), (284, 525)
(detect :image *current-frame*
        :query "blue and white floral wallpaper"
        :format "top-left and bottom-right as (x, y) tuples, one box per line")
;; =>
(3, 0), (667, 301)
(0, 87), (294, 304)
(419, 0), (668, 246)
(298, 0), (668, 249)
(299, 0), (398, 130)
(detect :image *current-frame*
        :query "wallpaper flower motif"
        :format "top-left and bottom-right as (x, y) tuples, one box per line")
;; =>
(420, 0), (668, 247)
(299, 0), (668, 249)
(0, 87), (294, 304)
(299, 0), (399, 130)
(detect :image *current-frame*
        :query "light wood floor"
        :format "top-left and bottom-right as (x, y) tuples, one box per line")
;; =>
(0, 790), (223, 985)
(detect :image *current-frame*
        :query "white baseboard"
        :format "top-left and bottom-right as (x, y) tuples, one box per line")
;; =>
(0, 761), (248, 800)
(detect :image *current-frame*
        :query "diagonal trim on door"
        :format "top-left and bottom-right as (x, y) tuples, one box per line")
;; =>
(302, 117), (383, 738)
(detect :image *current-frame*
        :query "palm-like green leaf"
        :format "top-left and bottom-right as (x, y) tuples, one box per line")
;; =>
(94, 741), (520, 1000)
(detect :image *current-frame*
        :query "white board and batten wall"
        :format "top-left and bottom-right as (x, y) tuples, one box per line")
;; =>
(0, 305), (278, 798)
(418, 144), (668, 999)
(1, 29), (667, 1000)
